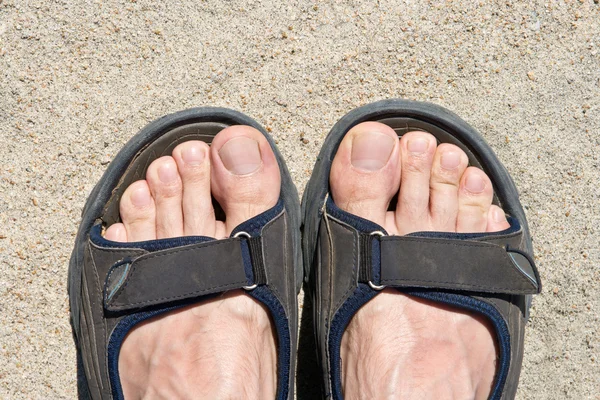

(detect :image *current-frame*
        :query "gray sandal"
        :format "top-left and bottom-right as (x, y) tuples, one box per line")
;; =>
(68, 108), (302, 399)
(302, 99), (541, 399)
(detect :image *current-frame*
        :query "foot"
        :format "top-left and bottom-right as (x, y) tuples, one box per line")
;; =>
(104, 126), (281, 399)
(330, 122), (511, 399)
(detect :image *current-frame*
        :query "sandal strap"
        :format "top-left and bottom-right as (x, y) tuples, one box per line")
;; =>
(101, 236), (263, 312)
(361, 234), (540, 295)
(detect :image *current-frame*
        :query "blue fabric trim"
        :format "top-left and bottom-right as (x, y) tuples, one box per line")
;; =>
(329, 284), (378, 399)
(90, 224), (214, 251)
(326, 196), (521, 241)
(407, 216), (521, 239)
(92, 197), (284, 252)
(405, 290), (510, 400)
(250, 286), (291, 400)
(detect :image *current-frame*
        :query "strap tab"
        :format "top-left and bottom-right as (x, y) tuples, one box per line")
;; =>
(376, 235), (540, 295)
(104, 238), (248, 312)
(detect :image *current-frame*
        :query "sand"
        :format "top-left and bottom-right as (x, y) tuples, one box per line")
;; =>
(0, 0), (598, 398)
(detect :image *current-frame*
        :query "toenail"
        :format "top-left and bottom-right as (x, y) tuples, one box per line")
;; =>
(492, 207), (506, 222)
(440, 151), (461, 170)
(157, 162), (179, 183)
(131, 185), (151, 207)
(182, 145), (205, 166)
(465, 173), (486, 193)
(407, 137), (429, 154)
(219, 136), (262, 175)
(351, 131), (396, 171)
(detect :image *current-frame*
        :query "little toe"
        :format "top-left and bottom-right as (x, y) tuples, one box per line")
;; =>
(119, 180), (157, 241)
(429, 143), (469, 231)
(210, 125), (281, 236)
(172, 141), (216, 237)
(104, 223), (127, 242)
(329, 121), (401, 230)
(486, 205), (511, 232)
(456, 167), (494, 233)
(396, 131), (437, 233)
(146, 156), (184, 239)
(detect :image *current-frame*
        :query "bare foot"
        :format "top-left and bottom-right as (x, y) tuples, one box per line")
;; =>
(330, 122), (510, 399)
(104, 126), (281, 399)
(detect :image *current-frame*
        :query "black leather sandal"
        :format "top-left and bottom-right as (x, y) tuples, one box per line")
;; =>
(68, 108), (302, 399)
(302, 99), (541, 400)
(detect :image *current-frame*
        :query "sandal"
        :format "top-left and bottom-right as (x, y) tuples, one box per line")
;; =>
(68, 108), (302, 399)
(301, 99), (541, 399)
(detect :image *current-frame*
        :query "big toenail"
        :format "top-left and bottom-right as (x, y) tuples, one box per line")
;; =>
(493, 207), (506, 222)
(219, 136), (261, 175)
(407, 137), (429, 154)
(465, 174), (486, 193)
(441, 151), (461, 170)
(182, 145), (205, 166)
(131, 186), (151, 207)
(157, 162), (178, 183)
(351, 131), (396, 171)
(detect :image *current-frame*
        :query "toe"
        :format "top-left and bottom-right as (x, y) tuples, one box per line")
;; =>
(172, 141), (216, 237)
(396, 131), (437, 233)
(329, 122), (400, 230)
(120, 180), (157, 241)
(104, 223), (127, 242)
(456, 167), (494, 232)
(210, 125), (281, 236)
(486, 205), (511, 232)
(146, 156), (184, 239)
(429, 144), (469, 231)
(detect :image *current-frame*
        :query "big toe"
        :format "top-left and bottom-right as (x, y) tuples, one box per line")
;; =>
(330, 122), (400, 230)
(210, 125), (281, 236)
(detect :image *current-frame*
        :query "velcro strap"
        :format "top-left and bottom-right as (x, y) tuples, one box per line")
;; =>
(376, 236), (540, 295)
(104, 238), (250, 312)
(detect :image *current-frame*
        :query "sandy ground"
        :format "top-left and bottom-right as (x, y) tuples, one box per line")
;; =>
(0, 0), (598, 398)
